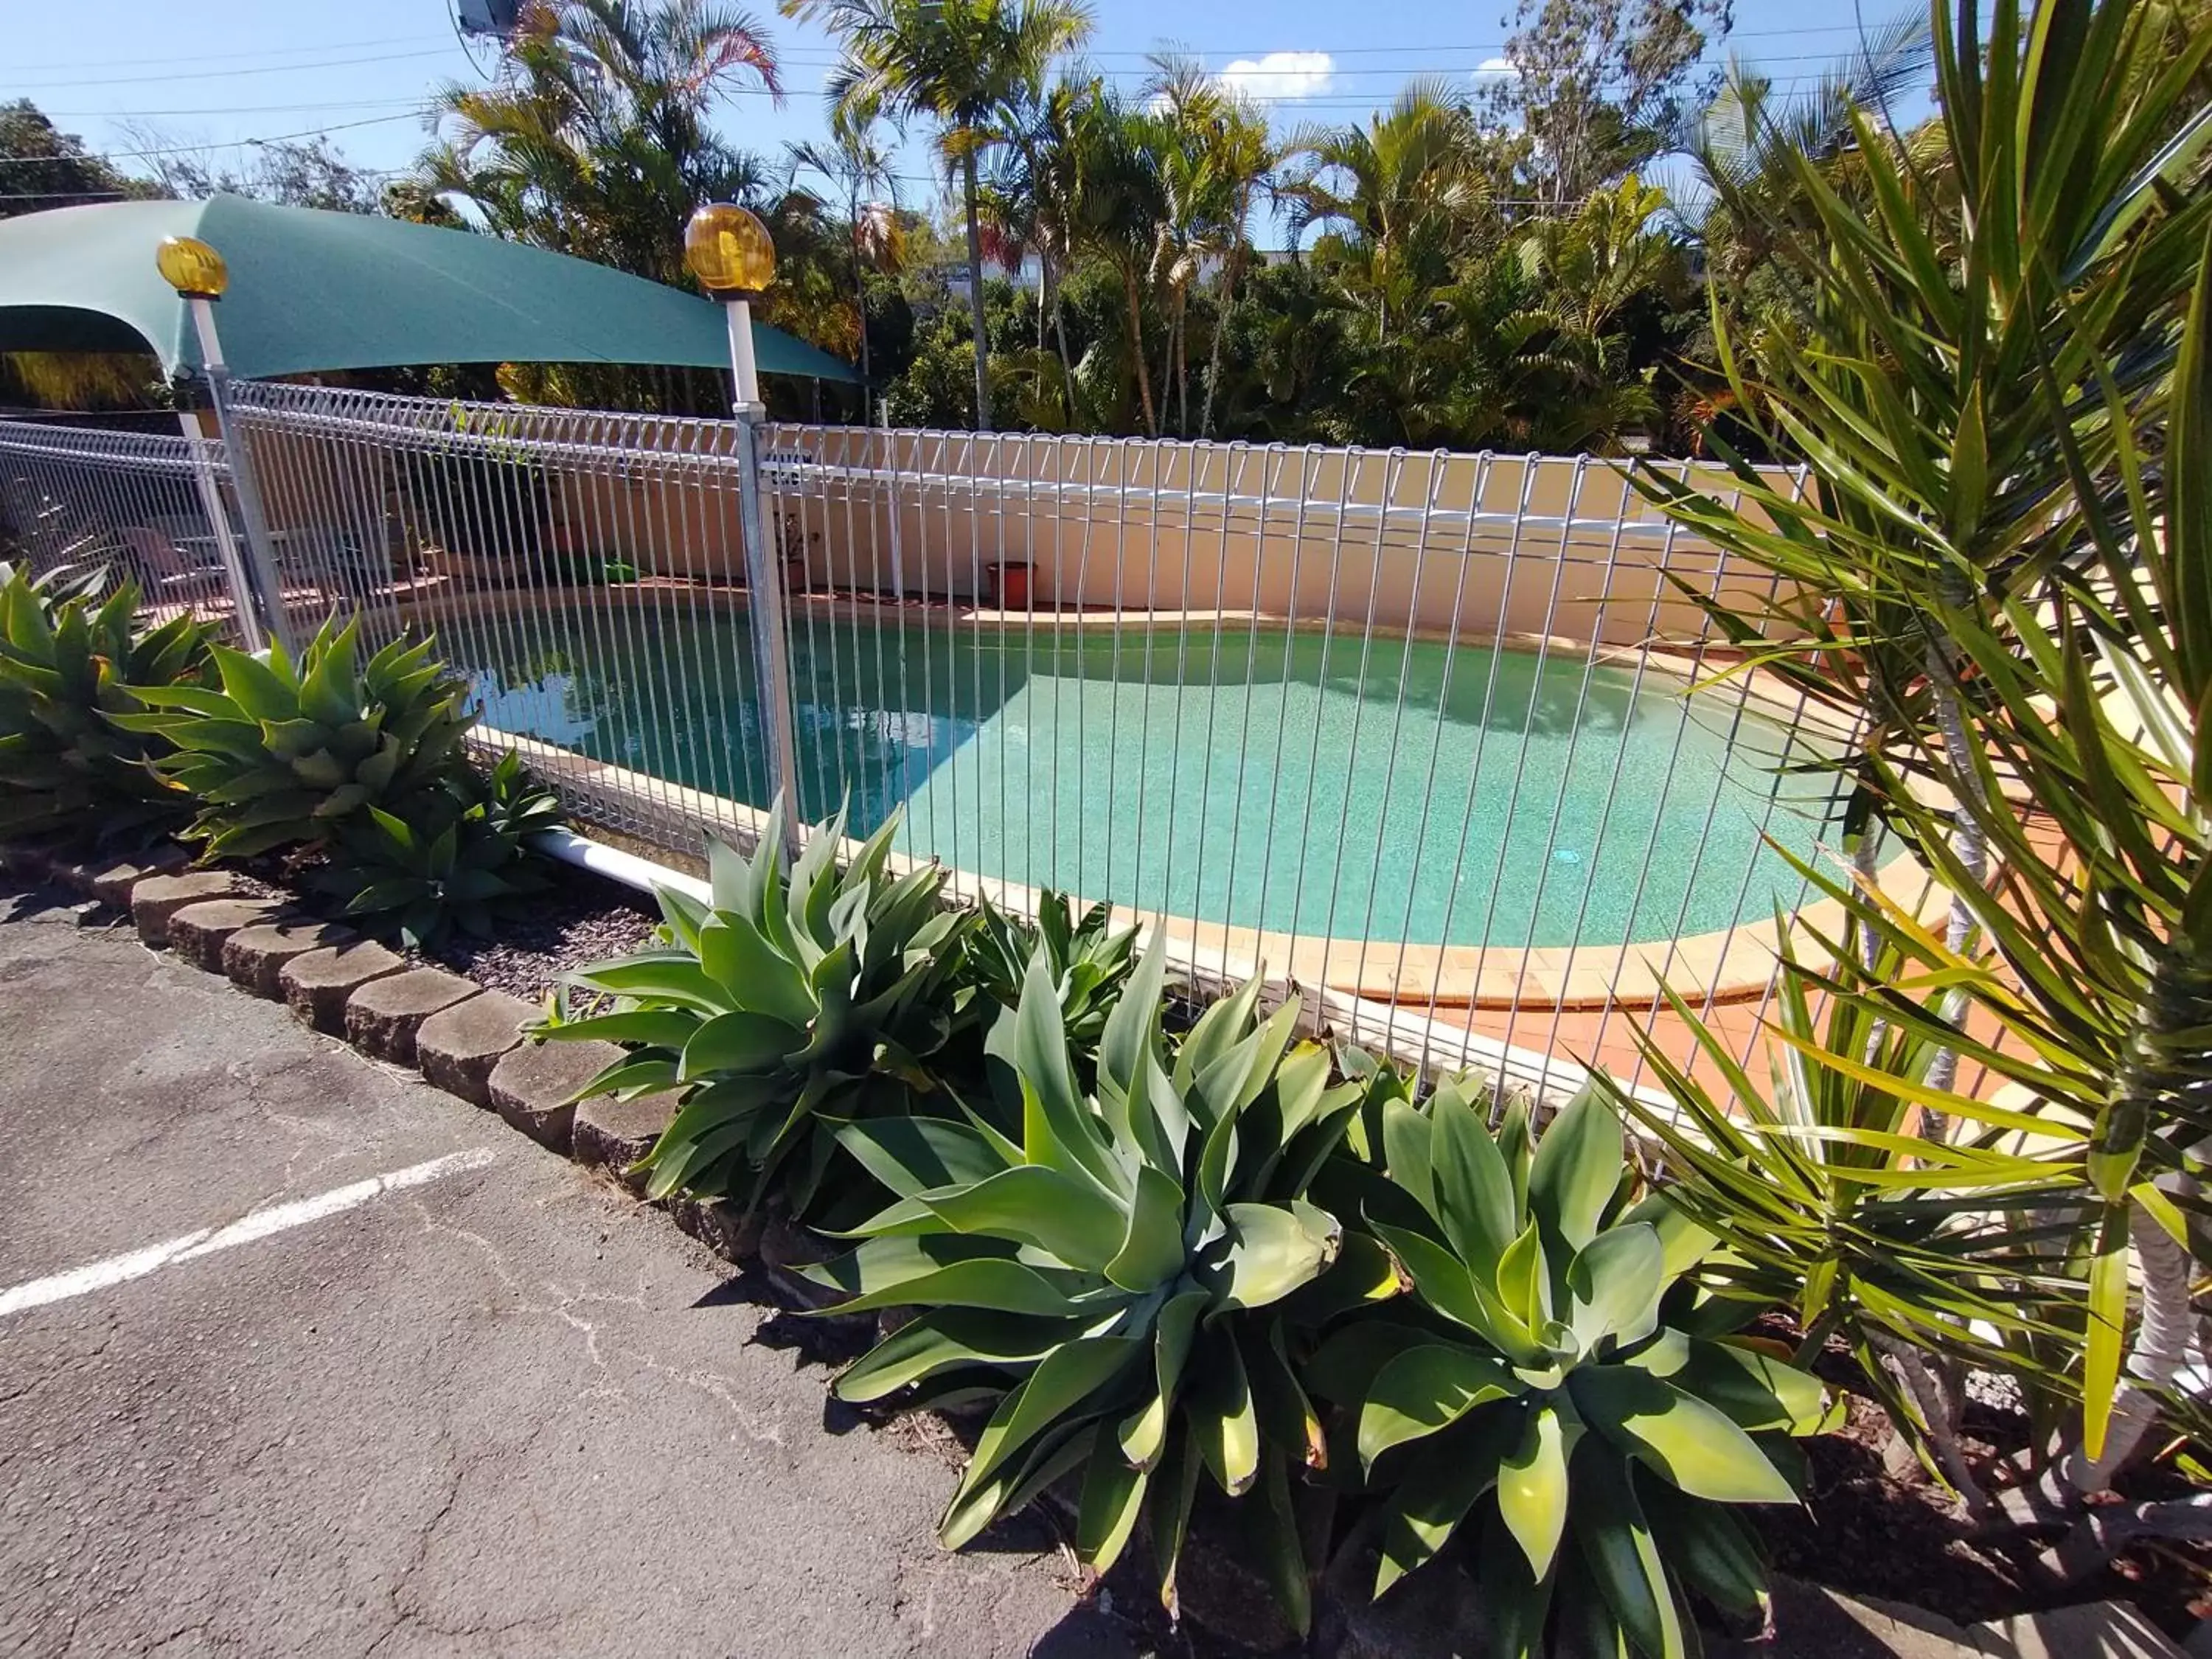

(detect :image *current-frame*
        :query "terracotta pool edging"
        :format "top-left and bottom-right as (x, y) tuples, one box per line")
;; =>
(468, 720), (1950, 1015)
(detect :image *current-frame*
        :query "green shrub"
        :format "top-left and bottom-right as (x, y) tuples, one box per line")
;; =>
(0, 560), (209, 843)
(1304, 1082), (1835, 1655)
(311, 751), (563, 947)
(536, 799), (980, 1214)
(809, 945), (1369, 1629)
(967, 888), (1139, 1054)
(115, 615), (476, 858)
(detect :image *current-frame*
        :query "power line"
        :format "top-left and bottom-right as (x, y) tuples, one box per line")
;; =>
(11, 47), (467, 93)
(7, 33), (453, 72)
(0, 111), (435, 167)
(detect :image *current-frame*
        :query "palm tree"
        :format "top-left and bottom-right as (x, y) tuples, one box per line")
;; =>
(419, 0), (782, 287)
(1065, 80), (1169, 435)
(787, 111), (902, 392)
(980, 72), (1087, 410)
(1276, 80), (1491, 336)
(789, 0), (1093, 431)
(1194, 92), (1277, 440)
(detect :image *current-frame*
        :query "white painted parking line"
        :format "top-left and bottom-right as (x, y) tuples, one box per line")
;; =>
(0, 1148), (497, 1320)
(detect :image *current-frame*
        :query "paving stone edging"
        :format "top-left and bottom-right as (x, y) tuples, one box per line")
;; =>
(4, 835), (2191, 1659)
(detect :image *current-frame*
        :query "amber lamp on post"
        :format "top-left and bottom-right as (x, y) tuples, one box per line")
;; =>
(683, 203), (800, 849)
(684, 202), (776, 411)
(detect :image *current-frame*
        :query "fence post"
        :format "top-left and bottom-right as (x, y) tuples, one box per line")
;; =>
(734, 405), (804, 855)
(686, 202), (805, 859)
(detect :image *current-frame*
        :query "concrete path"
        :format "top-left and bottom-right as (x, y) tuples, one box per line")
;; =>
(0, 884), (1132, 1659)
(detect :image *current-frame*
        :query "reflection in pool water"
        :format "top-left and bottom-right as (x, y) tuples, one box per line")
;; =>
(441, 605), (1835, 950)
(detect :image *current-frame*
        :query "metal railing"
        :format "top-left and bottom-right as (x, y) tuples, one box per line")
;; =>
(0, 417), (260, 641)
(11, 384), (1861, 1103)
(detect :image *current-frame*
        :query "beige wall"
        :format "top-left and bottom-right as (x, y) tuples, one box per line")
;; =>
(237, 413), (1805, 649)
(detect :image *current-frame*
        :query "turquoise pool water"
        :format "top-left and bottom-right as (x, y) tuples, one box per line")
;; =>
(442, 605), (1835, 950)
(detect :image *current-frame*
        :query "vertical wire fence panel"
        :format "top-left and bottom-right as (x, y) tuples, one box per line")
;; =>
(114, 383), (1860, 1102)
(0, 417), (255, 641)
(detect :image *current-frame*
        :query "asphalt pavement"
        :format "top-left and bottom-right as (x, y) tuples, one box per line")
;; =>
(0, 880), (1134, 1659)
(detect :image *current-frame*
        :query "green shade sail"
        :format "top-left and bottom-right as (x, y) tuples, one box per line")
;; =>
(0, 196), (858, 384)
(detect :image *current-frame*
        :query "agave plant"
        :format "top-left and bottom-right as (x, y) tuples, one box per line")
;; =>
(535, 800), (979, 1213)
(0, 560), (209, 842)
(1304, 1083), (1834, 1656)
(967, 888), (1139, 1052)
(311, 751), (563, 947)
(114, 615), (477, 858)
(807, 945), (1367, 1629)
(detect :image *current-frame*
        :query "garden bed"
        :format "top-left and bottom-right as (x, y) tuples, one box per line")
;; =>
(4, 830), (2203, 1657)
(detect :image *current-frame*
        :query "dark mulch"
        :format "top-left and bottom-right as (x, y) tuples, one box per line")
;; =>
(234, 842), (660, 1003)
(1762, 1330), (2212, 1641)
(411, 866), (657, 1001)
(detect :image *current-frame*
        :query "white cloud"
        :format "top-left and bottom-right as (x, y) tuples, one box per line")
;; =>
(1217, 50), (1335, 101)
(1473, 55), (1518, 79)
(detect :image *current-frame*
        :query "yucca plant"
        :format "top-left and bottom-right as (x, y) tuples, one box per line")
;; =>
(0, 560), (209, 843)
(1593, 912), (2095, 1507)
(114, 615), (477, 858)
(535, 799), (979, 1214)
(807, 945), (1366, 1630)
(1624, 0), (2212, 1508)
(1304, 1084), (1834, 1656)
(311, 751), (563, 947)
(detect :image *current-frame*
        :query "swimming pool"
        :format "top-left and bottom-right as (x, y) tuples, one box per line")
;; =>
(441, 602), (1835, 951)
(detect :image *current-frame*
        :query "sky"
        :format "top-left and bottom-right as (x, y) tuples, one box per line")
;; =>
(10, 0), (1936, 237)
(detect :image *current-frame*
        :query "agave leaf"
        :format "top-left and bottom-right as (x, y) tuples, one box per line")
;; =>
(825, 1254), (1102, 1316)
(1358, 1343), (1521, 1471)
(956, 1335), (1144, 1499)
(1076, 1425), (1150, 1569)
(681, 1009), (802, 1079)
(836, 1116), (1010, 1199)
(694, 914), (815, 1025)
(919, 1164), (1130, 1273)
(1566, 1223), (1665, 1353)
(1498, 1401), (1581, 1580)
(835, 1307), (1091, 1402)
(1374, 1405), (1527, 1596)
(1118, 1287), (1207, 1468)
(1573, 1446), (1691, 1658)
(1430, 1085), (1519, 1280)
(1570, 1366), (1797, 1505)
(1207, 1200), (1342, 1311)
(1528, 1089), (1624, 1255)
(1185, 1326), (1260, 1495)
(1105, 1164), (1188, 1291)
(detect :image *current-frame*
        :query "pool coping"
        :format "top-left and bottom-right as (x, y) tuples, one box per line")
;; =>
(465, 710), (1943, 1012)
(408, 582), (1928, 1011)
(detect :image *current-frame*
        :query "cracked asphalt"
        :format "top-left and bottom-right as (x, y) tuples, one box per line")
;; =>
(0, 883), (1137, 1659)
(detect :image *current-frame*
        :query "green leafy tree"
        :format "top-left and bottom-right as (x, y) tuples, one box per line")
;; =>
(793, 0), (1093, 432)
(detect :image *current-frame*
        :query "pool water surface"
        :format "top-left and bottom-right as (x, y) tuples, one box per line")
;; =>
(442, 604), (1835, 950)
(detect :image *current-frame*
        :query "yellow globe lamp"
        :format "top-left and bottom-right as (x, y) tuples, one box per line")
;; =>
(155, 234), (229, 300)
(684, 203), (776, 296)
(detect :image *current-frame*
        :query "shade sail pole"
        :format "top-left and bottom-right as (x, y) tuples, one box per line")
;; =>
(186, 298), (295, 658)
(174, 408), (261, 640)
(726, 294), (802, 858)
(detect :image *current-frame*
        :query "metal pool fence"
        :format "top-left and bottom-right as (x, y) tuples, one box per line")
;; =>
(3, 386), (1864, 1106)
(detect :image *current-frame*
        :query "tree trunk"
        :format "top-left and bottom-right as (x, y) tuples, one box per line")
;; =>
(1050, 261), (1077, 420)
(1123, 271), (1157, 437)
(1175, 289), (1190, 437)
(1921, 617), (1994, 1144)
(1200, 242), (1245, 440)
(1157, 291), (1177, 439)
(961, 147), (993, 433)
